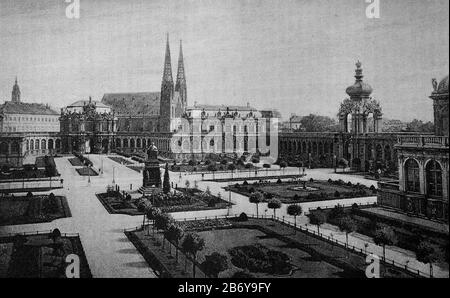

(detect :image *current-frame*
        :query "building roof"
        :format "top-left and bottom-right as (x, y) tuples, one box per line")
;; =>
(0, 101), (58, 115)
(187, 104), (257, 111)
(101, 92), (161, 116)
(67, 100), (110, 108)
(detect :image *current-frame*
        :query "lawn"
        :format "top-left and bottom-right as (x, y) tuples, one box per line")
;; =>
(196, 228), (344, 278)
(0, 233), (91, 278)
(0, 195), (71, 226)
(227, 179), (376, 204)
(309, 206), (449, 264)
(68, 157), (84, 166)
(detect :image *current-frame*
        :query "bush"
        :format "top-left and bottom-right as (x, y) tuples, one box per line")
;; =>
(237, 212), (248, 222)
(243, 180), (248, 186)
(276, 178), (282, 184)
(309, 178), (314, 183)
(334, 191), (341, 198)
(263, 164), (271, 169)
(208, 198), (216, 207)
(245, 163), (252, 169)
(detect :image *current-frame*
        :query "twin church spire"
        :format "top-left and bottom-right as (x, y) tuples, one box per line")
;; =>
(162, 34), (186, 103)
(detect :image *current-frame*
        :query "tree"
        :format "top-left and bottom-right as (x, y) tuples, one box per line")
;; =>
(163, 163), (170, 194)
(137, 200), (151, 227)
(299, 114), (338, 132)
(165, 224), (184, 262)
(279, 161), (288, 174)
(309, 210), (327, 234)
(185, 180), (190, 189)
(181, 233), (205, 277)
(155, 213), (174, 249)
(405, 119), (434, 133)
(249, 192), (263, 218)
(287, 204), (302, 230)
(416, 240), (442, 277)
(267, 198), (282, 218)
(338, 158), (348, 172)
(201, 252), (228, 278)
(147, 207), (162, 236)
(373, 225), (397, 262)
(337, 216), (357, 248)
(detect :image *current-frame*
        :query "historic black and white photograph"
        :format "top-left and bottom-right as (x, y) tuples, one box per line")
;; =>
(0, 0), (448, 284)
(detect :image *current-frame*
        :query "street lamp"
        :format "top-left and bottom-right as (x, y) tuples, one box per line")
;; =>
(334, 155), (337, 173)
(112, 166), (115, 184)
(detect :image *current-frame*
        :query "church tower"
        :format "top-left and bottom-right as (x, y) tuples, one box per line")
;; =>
(159, 34), (174, 132)
(11, 77), (21, 102)
(175, 40), (187, 111)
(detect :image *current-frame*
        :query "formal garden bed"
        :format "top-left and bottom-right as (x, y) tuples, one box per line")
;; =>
(128, 215), (415, 278)
(127, 165), (144, 173)
(226, 178), (377, 204)
(0, 192), (71, 226)
(97, 186), (231, 215)
(75, 167), (99, 176)
(168, 157), (256, 173)
(0, 230), (91, 278)
(1, 156), (59, 180)
(308, 205), (450, 268)
(108, 156), (134, 165)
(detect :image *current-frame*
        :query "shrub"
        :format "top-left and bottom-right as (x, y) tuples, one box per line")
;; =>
(309, 178), (314, 183)
(334, 191), (341, 198)
(238, 212), (248, 222)
(208, 198), (216, 207)
(263, 164), (271, 169)
(243, 180), (249, 186)
(276, 178), (282, 184)
(245, 163), (252, 169)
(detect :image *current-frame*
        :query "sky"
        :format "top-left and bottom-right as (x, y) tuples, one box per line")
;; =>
(0, 0), (448, 121)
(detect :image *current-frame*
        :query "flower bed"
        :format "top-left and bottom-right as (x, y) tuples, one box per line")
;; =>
(75, 167), (99, 176)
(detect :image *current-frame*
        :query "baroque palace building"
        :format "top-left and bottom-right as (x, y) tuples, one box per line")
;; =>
(378, 75), (449, 222)
(0, 78), (60, 166)
(279, 62), (422, 172)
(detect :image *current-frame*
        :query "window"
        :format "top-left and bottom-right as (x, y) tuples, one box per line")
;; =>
(405, 159), (420, 193)
(426, 160), (443, 197)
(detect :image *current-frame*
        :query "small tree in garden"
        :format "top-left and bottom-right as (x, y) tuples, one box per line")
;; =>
(137, 200), (151, 227)
(201, 252), (229, 278)
(163, 163), (170, 194)
(228, 164), (236, 172)
(309, 210), (327, 234)
(249, 192), (263, 218)
(416, 240), (442, 277)
(155, 213), (174, 249)
(267, 198), (282, 218)
(287, 204), (302, 230)
(373, 225), (397, 262)
(147, 207), (162, 236)
(165, 224), (184, 262)
(181, 233), (205, 277)
(279, 161), (288, 174)
(337, 216), (357, 249)
(185, 180), (190, 189)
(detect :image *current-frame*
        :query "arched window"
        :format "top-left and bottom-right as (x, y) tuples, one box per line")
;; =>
(30, 140), (34, 150)
(123, 139), (129, 148)
(48, 139), (54, 150)
(41, 139), (46, 150)
(116, 139), (121, 148)
(35, 139), (40, 150)
(130, 139), (135, 148)
(405, 159), (420, 193)
(55, 139), (61, 149)
(426, 160), (442, 197)
(137, 139), (141, 148)
(26, 140), (30, 151)
(0, 142), (8, 154)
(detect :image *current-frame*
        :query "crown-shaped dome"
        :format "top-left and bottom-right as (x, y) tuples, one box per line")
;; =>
(346, 61), (373, 98)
